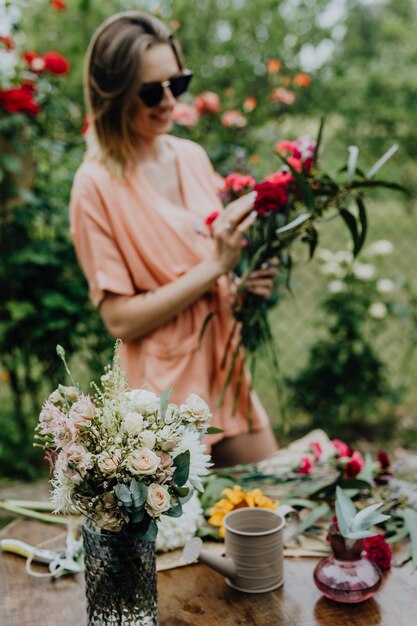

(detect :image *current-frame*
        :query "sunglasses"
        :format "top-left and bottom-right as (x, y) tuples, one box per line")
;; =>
(138, 70), (193, 107)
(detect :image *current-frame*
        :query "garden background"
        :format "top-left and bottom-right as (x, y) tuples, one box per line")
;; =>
(1, 0), (417, 481)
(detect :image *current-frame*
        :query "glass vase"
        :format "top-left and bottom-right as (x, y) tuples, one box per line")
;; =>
(82, 520), (158, 625)
(313, 525), (382, 603)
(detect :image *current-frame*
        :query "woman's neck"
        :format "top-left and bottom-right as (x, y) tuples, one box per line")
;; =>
(135, 134), (170, 164)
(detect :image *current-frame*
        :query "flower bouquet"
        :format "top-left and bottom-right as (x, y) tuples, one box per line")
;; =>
(208, 120), (408, 412)
(35, 342), (213, 626)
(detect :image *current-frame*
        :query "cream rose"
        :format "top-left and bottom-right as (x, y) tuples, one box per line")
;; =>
(126, 389), (159, 414)
(146, 483), (171, 515)
(98, 449), (122, 476)
(140, 429), (156, 449)
(126, 448), (160, 475)
(123, 411), (144, 436)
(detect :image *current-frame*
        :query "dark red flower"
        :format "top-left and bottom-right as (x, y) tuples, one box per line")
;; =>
(0, 84), (40, 116)
(253, 181), (288, 215)
(205, 211), (220, 227)
(0, 36), (14, 50)
(377, 450), (391, 470)
(364, 534), (392, 571)
(43, 51), (70, 75)
(50, 0), (67, 10)
(23, 50), (38, 64)
(345, 450), (364, 478)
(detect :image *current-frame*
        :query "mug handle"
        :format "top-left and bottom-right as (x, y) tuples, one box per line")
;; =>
(275, 504), (300, 544)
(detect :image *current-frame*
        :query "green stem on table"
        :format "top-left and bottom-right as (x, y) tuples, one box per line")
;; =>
(0, 501), (74, 526)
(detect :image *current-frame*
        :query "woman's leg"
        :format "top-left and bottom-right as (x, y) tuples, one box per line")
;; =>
(210, 425), (278, 467)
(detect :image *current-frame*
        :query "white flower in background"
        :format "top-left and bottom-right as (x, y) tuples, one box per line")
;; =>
(164, 403), (179, 424)
(140, 429), (156, 450)
(366, 240), (394, 256)
(333, 250), (353, 265)
(126, 389), (159, 414)
(126, 448), (160, 475)
(180, 394), (212, 432)
(156, 493), (204, 552)
(320, 261), (347, 278)
(353, 263), (376, 280)
(123, 411), (144, 436)
(173, 429), (212, 492)
(0, 48), (18, 83)
(327, 280), (346, 294)
(316, 248), (334, 262)
(369, 302), (388, 319)
(376, 278), (395, 294)
(146, 483), (171, 516)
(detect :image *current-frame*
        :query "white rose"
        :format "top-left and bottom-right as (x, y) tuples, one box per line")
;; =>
(140, 430), (156, 449)
(353, 263), (375, 280)
(376, 279), (395, 294)
(126, 448), (160, 475)
(98, 450), (122, 476)
(123, 411), (144, 436)
(180, 394), (211, 431)
(146, 483), (171, 515)
(327, 280), (346, 294)
(164, 403), (179, 424)
(369, 302), (387, 319)
(126, 389), (159, 414)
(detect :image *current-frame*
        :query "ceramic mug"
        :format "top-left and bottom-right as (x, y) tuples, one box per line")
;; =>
(222, 505), (299, 593)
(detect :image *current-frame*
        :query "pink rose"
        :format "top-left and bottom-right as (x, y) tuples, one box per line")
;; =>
(69, 395), (95, 428)
(297, 456), (313, 474)
(309, 441), (323, 462)
(223, 173), (256, 193)
(172, 102), (199, 127)
(264, 171), (293, 186)
(270, 87), (296, 105)
(332, 438), (351, 458)
(194, 91), (221, 114)
(221, 109), (247, 128)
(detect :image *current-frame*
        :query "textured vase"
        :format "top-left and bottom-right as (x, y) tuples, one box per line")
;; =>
(82, 521), (158, 625)
(313, 525), (382, 604)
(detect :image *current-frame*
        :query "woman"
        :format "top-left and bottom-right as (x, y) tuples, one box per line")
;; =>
(70, 11), (278, 465)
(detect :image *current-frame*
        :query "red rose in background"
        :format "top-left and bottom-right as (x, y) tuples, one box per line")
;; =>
(51, 0), (67, 10)
(224, 173), (256, 193)
(253, 181), (288, 215)
(0, 84), (40, 116)
(377, 450), (391, 470)
(0, 36), (14, 50)
(23, 50), (38, 64)
(364, 535), (392, 571)
(194, 91), (221, 115)
(43, 51), (70, 75)
(332, 438), (351, 458)
(297, 456), (313, 475)
(345, 450), (364, 478)
(264, 171), (293, 186)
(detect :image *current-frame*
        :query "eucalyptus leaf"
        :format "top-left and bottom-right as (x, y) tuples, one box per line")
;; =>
(206, 426), (224, 435)
(344, 529), (378, 539)
(355, 453), (374, 486)
(165, 501), (183, 518)
(351, 502), (390, 532)
(130, 479), (147, 509)
(131, 508), (145, 524)
(141, 519), (158, 541)
(159, 387), (173, 420)
(114, 484), (133, 505)
(335, 486), (357, 537)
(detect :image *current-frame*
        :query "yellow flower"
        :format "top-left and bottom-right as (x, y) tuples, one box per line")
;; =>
(208, 484), (279, 538)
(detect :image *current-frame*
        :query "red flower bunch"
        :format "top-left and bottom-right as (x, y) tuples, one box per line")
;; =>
(254, 181), (288, 215)
(43, 51), (70, 75)
(0, 84), (40, 116)
(364, 534), (392, 571)
(50, 0), (67, 9)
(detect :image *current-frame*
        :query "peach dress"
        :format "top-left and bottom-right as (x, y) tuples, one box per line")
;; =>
(70, 135), (269, 449)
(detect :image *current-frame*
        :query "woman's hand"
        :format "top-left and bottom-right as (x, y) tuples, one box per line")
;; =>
(245, 263), (278, 298)
(210, 191), (257, 274)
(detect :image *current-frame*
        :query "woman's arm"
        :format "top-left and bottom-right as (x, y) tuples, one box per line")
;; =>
(100, 191), (257, 342)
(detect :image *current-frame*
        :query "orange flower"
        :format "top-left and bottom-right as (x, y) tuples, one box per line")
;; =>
(243, 96), (257, 112)
(208, 485), (278, 538)
(266, 59), (281, 74)
(0, 371), (10, 383)
(293, 72), (312, 88)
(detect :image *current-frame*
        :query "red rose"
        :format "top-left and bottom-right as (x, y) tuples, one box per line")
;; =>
(205, 211), (220, 227)
(23, 50), (38, 64)
(0, 36), (14, 50)
(253, 181), (288, 215)
(43, 51), (70, 75)
(364, 534), (392, 571)
(377, 450), (391, 470)
(264, 171), (293, 186)
(0, 84), (40, 116)
(297, 456), (313, 474)
(332, 438), (351, 458)
(345, 450), (364, 478)
(224, 173), (256, 193)
(51, 0), (67, 9)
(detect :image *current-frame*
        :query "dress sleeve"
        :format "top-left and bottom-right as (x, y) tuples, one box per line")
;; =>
(69, 170), (136, 308)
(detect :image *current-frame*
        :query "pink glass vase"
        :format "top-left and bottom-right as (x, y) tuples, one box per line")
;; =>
(313, 525), (382, 603)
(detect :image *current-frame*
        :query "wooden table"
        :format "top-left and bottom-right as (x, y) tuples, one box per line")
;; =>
(1, 519), (416, 626)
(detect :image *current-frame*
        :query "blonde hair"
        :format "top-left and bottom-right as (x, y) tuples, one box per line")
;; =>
(84, 11), (184, 177)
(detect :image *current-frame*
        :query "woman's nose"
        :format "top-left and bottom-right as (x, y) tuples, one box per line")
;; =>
(161, 85), (176, 105)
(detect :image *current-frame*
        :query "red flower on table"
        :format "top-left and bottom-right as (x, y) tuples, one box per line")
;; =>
(0, 83), (40, 116)
(297, 456), (313, 475)
(43, 51), (70, 75)
(364, 534), (392, 571)
(332, 438), (351, 458)
(345, 450), (364, 478)
(253, 181), (288, 215)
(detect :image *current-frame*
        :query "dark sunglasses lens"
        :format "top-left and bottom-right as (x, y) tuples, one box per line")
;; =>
(139, 84), (164, 107)
(169, 73), (192, 98)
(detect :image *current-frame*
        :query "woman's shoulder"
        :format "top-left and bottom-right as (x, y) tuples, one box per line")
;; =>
(72, 157), (111, 192)
(168, 134), (210, 163)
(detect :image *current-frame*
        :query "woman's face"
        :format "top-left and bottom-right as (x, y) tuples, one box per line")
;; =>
(133, 43), (180, 141)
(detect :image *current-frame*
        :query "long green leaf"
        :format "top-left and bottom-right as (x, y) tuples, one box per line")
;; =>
(403, 508), (417, 570)
(335, 486), (356, 537)
(297, 503), (330, 535)
(354, 195), (368, 256)
(313, 117), (325, 165)
(159, 387), (173, 421)
(339, 208), (359, 254)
